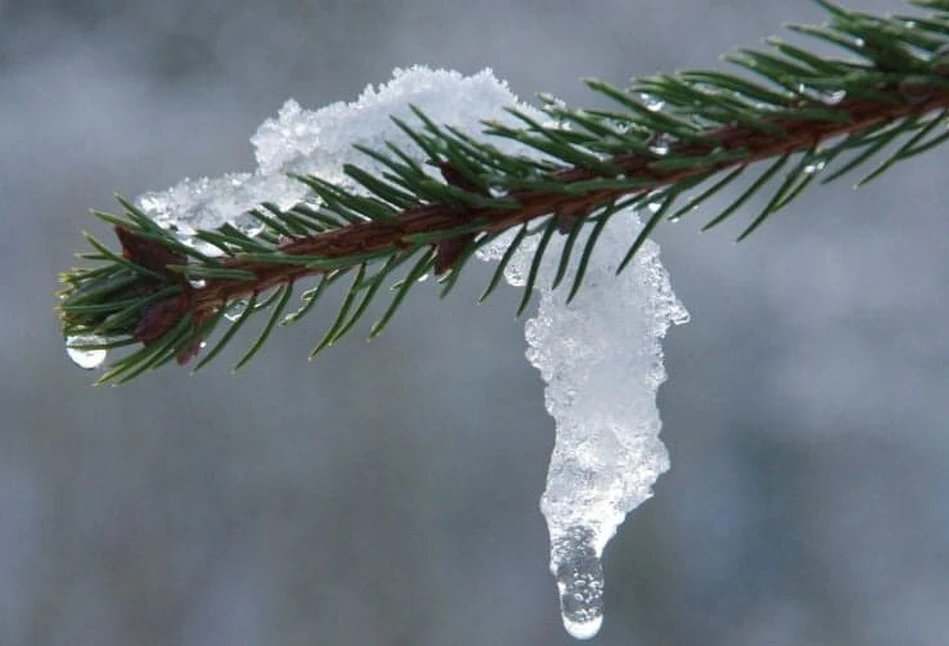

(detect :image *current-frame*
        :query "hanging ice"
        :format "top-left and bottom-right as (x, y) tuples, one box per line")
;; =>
(127, 65), (686, 639)
(480, 211), (687, 638)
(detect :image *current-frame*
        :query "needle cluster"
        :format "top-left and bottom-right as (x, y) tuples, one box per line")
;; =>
(58, 0), (949, 383)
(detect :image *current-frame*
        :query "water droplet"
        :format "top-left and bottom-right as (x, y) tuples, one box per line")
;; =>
(189, 278), (207, 289)
(804, 160), (826, 175)
(648, 140), (669, 156)
(823, 90), (846, 105)
(552, 527), (605, 640)
(557, 555), (604, 639)
(65, 335), (108, 370)
(639, 93), (664, 112)
(796, 84), (845, 105)
(224, 299), (249, 322)
(416, 272), (429, 283)
(488, 185), (507, 199)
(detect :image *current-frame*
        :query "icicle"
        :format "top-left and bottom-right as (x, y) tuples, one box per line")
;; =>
(489, 208), (687, 639)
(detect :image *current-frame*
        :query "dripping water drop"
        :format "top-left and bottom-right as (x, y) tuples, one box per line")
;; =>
(65, 335), (108, 370)
(488, 185), (508, 199)
(552, 527), (605, 640)
(648, 140), (669, 156)
(803, 160), (826, 175)
(224, 299), (250, 322)
(823, 90), (846, 105)
(639, 93), (665, 112)
(796, 84), (845, 105)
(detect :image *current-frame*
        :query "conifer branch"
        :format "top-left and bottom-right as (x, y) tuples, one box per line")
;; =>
(59, 0), (949, 383)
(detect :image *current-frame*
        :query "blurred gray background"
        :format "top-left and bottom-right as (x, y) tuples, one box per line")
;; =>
(3, 0), (949, 644)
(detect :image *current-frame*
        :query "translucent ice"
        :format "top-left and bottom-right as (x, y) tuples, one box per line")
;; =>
(482, 209), (687, 638)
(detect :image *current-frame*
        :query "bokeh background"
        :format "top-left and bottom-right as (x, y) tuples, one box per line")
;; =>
(3, 0), (949, 644)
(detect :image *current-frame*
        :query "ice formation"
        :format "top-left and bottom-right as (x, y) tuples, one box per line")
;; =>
(122, 66), (686, 639)
(480, 211), (687, 638)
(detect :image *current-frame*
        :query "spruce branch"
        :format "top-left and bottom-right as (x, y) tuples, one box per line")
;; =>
(59, 0), (949, 383)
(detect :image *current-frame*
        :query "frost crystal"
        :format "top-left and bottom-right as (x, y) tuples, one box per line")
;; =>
(128, 66), (685, 640)
(484, 210), (687, 638)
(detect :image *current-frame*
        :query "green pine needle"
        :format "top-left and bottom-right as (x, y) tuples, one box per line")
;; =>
(57, 0), (949, 382)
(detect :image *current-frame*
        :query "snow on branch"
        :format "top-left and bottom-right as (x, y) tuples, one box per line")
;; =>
(66, 65), (690, 638)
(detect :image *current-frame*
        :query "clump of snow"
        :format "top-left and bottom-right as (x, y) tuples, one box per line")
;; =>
(135, 66), (543, 241)
(130, 66), (686, 640)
